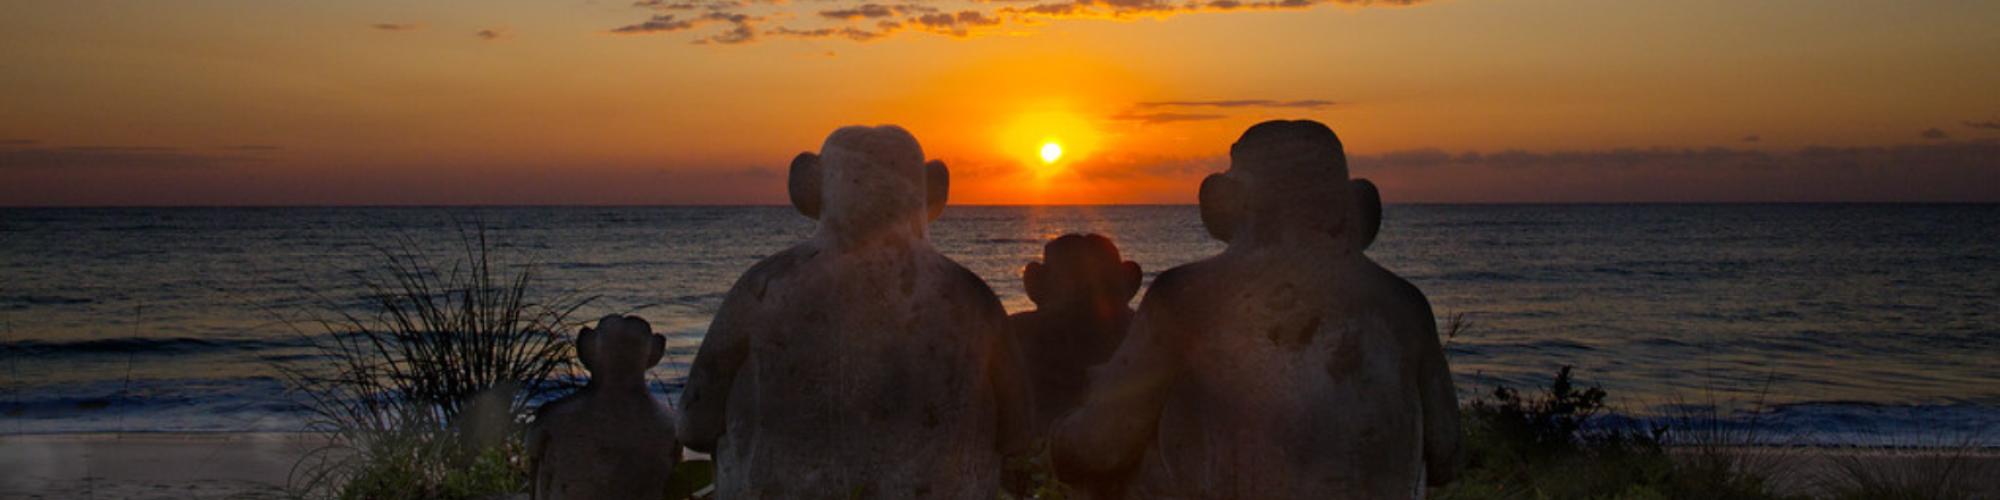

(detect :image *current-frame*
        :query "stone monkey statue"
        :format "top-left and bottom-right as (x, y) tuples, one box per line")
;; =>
(1008, 233), (1142, 436)
(528, 314), (681, 500)
(1052, 120), (1462, 499)
(677, 125), (1030, 500)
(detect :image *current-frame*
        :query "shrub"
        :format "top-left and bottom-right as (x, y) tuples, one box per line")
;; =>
(280, 232), (593, 500)
(1437, 366), (1799, 500)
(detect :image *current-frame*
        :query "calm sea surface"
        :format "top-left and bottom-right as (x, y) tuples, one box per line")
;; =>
(1, 205), (1996, 444)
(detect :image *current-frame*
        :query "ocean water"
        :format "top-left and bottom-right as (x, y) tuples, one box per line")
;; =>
(1, 205), (1996, 445)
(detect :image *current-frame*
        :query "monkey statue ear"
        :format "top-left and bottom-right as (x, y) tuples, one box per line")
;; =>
(1198, 174), (1246, 243)
(1118, 261), (1144, 302)
(789, 152), (822, 220)
(1022, 261), (1050, 307)
(647, 333), (667, 368)
(925, 160), (950, 222)
(575, 326), (600, 373)
(1350, 178), (1381, 251)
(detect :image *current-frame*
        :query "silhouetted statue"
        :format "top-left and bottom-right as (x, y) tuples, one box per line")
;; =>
(677, 125), (1030, 500)
(1009, 234), (1141, 436)
(1052, 120), (1462, 499)
(528, 315), (681, 500)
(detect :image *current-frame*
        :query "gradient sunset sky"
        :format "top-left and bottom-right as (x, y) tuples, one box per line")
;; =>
(3, 0), (1997, 205)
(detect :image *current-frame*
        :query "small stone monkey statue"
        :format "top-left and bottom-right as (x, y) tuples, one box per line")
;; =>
(528, 314), (681, 500)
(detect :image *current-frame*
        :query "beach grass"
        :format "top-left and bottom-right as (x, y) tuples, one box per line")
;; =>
(277, 230), (595, 500)
(1435, 366), (1806, 500)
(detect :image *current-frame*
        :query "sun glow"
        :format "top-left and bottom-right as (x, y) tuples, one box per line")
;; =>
(1000, 109), (1102, 179)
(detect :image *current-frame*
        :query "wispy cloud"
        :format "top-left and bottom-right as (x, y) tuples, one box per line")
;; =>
(609, 14), (701, 34)
(371, 23), (425, 32)
(1108, 111), (1227, 124)
(1965, 120), (2000, 131)
(607, 0), (1433, 44)
(1138, 99), (1338, 109)
(610, 11), (764, 43)
(1921, 127), (1949, 140)
(1, 139), (38, 146)
(475, 27), (513, 41)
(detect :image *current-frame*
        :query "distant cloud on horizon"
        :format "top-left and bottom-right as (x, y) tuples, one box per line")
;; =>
(371, 23), (426, 32)
(1921, 127), (1950, 140)
(0, 145), (265, 171)
(1343, 140), (2000, 202)
(606, 0), (1435, 44)
(1965, 120), (2000, 131)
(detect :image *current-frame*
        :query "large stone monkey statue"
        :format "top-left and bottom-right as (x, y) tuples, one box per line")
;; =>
(1053, 120), (1462, 499)
(677, 125), (1030, 500)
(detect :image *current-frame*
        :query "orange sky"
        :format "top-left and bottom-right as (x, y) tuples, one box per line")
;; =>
(2, 0), (1998, 205)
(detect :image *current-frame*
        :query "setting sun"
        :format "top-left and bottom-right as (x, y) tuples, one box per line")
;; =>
(998, 109), (1103, 179)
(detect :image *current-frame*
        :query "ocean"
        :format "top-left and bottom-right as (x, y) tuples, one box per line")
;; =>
(1, 205), (1996, 445)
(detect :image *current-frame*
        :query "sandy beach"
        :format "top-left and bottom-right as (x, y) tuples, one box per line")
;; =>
(4, 432), (1995, 499)
(0, 433), (320, 500)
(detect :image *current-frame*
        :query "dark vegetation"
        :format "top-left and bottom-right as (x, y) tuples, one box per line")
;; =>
(279, 233), (595, 500)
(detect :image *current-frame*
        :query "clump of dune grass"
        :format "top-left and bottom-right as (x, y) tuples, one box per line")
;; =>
(1436, 365), (1806, 500)
(1646, 371), (1811, 498)
(1814, 427), (1996, 500)
(279, 231), (594, 500)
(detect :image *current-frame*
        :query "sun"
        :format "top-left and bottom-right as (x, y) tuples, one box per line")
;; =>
(999, 109), (1101, 179)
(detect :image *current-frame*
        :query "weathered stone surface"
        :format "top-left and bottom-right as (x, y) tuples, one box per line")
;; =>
(678, 125), (1029, 500)
(528, 315), (680, 500)
(1008, 233), (1141, 436)
(1053, 120), (1463, 499)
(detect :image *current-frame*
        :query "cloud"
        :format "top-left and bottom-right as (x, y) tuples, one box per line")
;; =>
(0, 146), (263, 170)
(609, 14), (701, 34)
(695, 20), (759, 44)
(371, 23), (425, 32)
(1108, 111), (1226, 124)
(1742, 135), (1760, 143)
(218, 145), (282, 151)
(609, 0), (1432, 44)
(1921, 127), (1949, 140)
(1, 139), (37, 146)
(819, 3), (937, 20)
(475, 27), (513, 40)
(768, 25), (893, 42)
(612, 11), (764, 43)
(1138, 99), (1338, 109)
(635, 0), (743, 9)
(1965, 120), (2000, 131)
(1346, 140), (2000, 202)
(910, 10), (1004, 37)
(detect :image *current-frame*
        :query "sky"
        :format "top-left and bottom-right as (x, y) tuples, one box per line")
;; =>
(2, 0), (1998, 205)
